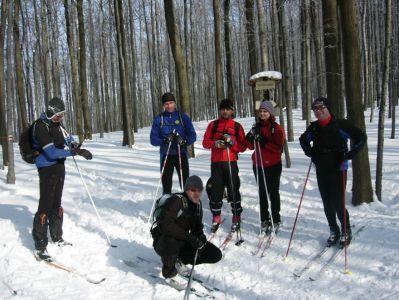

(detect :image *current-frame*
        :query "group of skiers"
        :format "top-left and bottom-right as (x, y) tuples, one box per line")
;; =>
(28, 93), (366, 291)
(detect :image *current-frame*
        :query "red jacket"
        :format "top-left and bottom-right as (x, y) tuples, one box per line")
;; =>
(245, 118), (285, 167)
(202, 118), (247, 162)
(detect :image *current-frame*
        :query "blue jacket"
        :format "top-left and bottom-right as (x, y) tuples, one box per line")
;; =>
(150, 110), (196, 158)
(32, 113), (75, 168)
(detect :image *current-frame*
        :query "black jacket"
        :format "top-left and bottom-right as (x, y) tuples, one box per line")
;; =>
(299, 117), (366, 170)
(157, 193), (204, 242)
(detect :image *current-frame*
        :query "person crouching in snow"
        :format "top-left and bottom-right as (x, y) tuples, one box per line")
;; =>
(151, 175), (222, 290)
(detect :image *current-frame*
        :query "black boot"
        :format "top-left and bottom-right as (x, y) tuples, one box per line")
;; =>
(339, 227), (352, 248)
(32, 212), (48, 251)
(326, 230), (340, 247)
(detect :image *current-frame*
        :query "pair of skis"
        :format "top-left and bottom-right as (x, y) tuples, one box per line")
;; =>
(293, 225), (365, 280)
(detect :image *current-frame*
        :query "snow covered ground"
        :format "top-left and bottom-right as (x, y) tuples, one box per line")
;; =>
(1, 109), (398, 300)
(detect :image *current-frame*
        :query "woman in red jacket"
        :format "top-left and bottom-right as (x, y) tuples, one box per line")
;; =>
(245, 100), (285, 234)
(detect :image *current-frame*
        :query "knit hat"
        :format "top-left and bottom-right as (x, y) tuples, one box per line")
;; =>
(161, 92), (176, 104)
(184, 175), (204, 191)
(312, 97), (331, 111)
(259, 100), (275, 115)
(46, 97), (65, 119)
(219, 99), (234, 110)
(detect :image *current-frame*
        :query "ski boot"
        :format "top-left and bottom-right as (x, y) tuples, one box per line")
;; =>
(231, 215), (241, 232)
(339, 228), (352, 248)
(326, 230), (340, 247)
(211, 215), (221, 233)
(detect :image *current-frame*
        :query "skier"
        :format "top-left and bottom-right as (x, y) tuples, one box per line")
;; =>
(32, 97), (93, 260)
(299, 97), (366, 247)
(245, 100), (285, 233)
(151, 175), (222, 290)
(150, 92), (197, 194)
(202, 99), (247, 233)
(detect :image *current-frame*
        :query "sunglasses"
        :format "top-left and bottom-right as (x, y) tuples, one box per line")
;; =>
(52, 111), (65, 119)
(312, 105), (326, 112)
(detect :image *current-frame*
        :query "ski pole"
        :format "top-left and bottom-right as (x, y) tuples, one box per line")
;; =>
(283, 160), (312, 260)
(72, 155), (117, 248)
(147, 140), (172, 224)
(342, 170), (349, 274)
(183, 249), (199, 300)
(226, 145), (244, 245)
(253, 140), (262, 235)
(256, 140), (275, 234)
(177, 142), (184, 191)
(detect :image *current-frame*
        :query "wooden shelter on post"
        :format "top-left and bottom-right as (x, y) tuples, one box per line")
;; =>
(248, 71), (282, 114)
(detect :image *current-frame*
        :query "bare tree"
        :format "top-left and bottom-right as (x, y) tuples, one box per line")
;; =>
(77, 0), (92, 139)
(376, 0), (392, 201)
(213, 0), (224, 100)
(338, 0), (373, 205)
(114, 0), (133, 146)
(224, 0), (234, 100)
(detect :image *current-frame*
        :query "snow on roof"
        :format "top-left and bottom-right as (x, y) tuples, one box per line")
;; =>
(249, 71), (282, 81)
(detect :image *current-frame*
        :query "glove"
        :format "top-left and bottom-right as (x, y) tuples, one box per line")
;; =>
(304, 148), (313, 158)
(176, 135), (186, 147)
(73, 148), (93, 160)
(258, 135), (267, 147)
(246, 131), (255, 143)
(70, 141), (81, 149)
(223, 134), (234, 147)
(163, 133), (176, 145)
(214, 140), (227, 149)
(189, 235), (205, 250)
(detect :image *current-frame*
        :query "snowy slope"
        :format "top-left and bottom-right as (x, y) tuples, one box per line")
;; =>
(1, 109), (398, 300)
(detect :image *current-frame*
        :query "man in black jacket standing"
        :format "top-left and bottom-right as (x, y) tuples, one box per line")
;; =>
(151, 175), (222, 290)
(299, 97), (366, 247)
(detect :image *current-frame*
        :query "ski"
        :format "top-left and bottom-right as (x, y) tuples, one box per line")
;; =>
(34, 252), (105, 284)
(148, 273), (215, 299)
(251, 233), (268, 256)
(308, 225), (366, 281)
(260, 233), (275, 257)
(1, 278), (17, 296)
(124, 257), (223, 293)
(293, 246), (331, 278)
(219, 232), (233, 251)
(207, 218), (225, 243)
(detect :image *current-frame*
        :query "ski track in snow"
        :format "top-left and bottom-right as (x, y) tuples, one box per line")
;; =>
(1, 109), (399, 299)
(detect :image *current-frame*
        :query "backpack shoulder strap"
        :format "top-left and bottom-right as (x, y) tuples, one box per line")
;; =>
(211, 119), (219, 139)
(234, 121), (240, 137)
(178, 111), (185, 128)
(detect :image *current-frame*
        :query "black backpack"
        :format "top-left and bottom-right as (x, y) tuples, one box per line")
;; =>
(19, 120), (47, 164)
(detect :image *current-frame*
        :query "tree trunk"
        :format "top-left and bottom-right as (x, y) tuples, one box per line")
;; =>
(13, 0), (28, 130)
(224, 0), (234, 100)
(246, 0), (257, 112)
(114, 0), (133, 147)
(322, 0), (343, 117)
(164, 0), (192, 157)
(64, 0), (83, 141)
(338, 0), (373, 205)
(256, 0), (269, 70)
(213, 0), (224, 100)
(77, 0), (92, 140)
(376, 0), (392, 201)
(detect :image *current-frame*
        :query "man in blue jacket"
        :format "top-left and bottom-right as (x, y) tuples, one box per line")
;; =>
(31, 97), (92, 260)
(150, 93), (196, 194)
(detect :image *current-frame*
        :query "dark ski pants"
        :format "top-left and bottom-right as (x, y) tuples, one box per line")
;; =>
(32, 163), (65, 250)
(253, 162), (282, 224)
(316, 168), (350, 233)
(161, 154), (189, 194)
(154, 235), (222, 278)
(210, 161), (243, 217)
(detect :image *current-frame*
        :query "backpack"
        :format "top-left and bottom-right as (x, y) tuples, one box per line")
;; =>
(151, 193), (188, 223)
(150, 193), (188, 241)
(19, 120), (47, 164)
(211, 119), (240, 139)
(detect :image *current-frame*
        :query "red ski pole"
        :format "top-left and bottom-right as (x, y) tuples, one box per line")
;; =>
(283, 160), (312, 260)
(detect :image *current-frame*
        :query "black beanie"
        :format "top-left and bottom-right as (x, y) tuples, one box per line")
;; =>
(219, 99), (234, 110)
(312, 97), (331, 111)
(161, 92), (176, 104)
(46, 97), (65, 118)
(184, 175), (204, 191)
